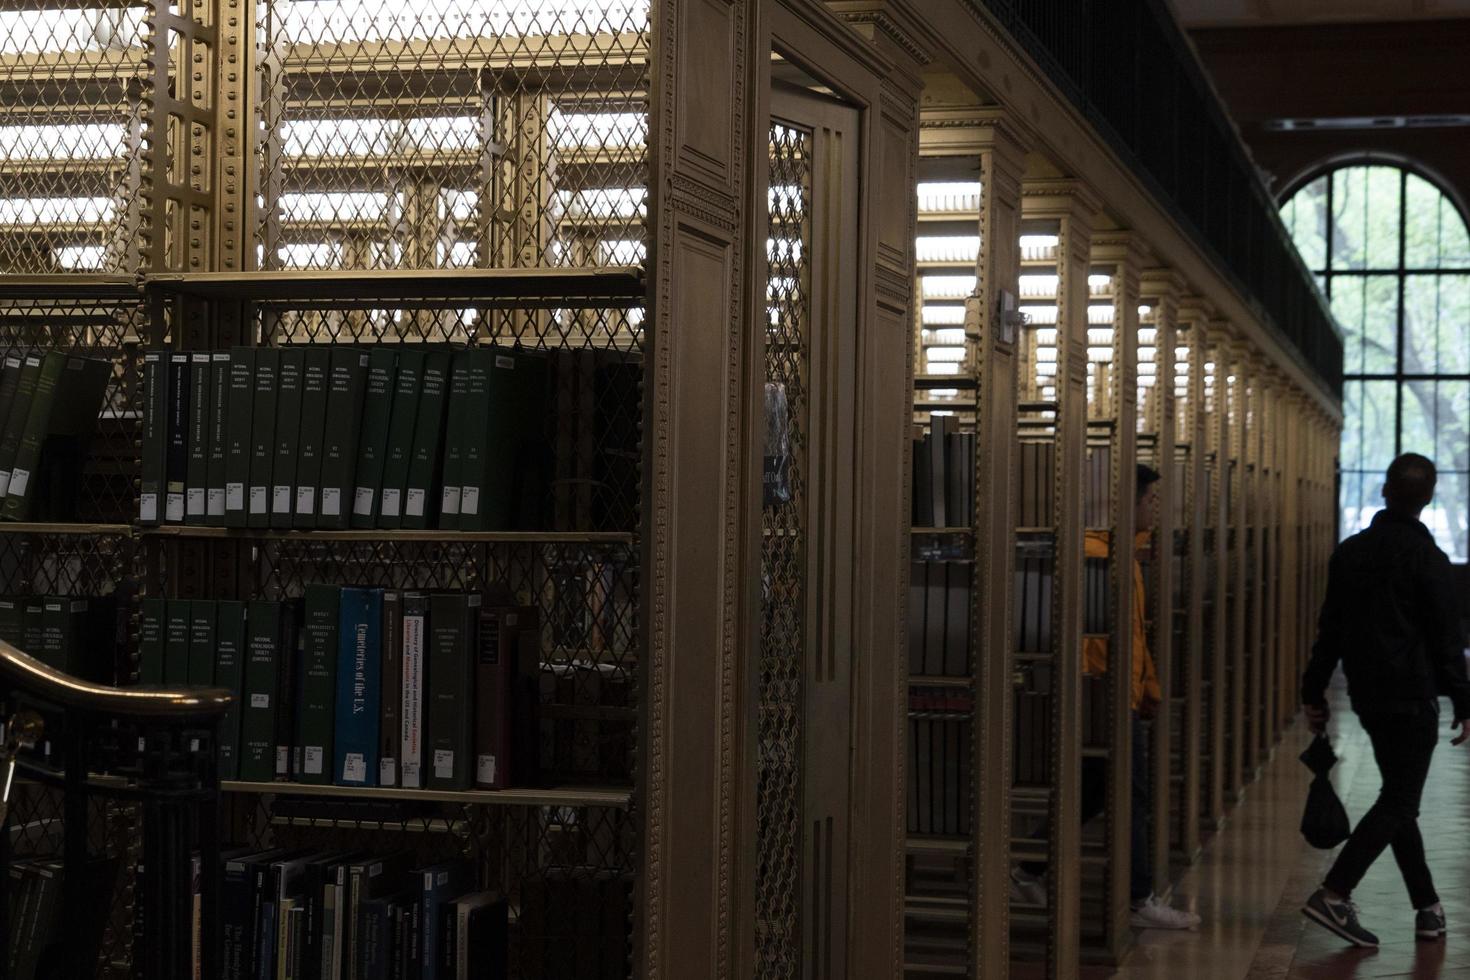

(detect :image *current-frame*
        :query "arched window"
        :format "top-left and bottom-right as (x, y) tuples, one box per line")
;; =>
(1281, 163), (1470, 562)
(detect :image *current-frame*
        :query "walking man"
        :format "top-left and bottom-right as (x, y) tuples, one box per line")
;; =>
(1301, 453), (1470, 947)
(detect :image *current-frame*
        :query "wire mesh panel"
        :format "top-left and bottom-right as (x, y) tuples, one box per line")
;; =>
(754, 120), (811, 979)
(0, 4), (147, 274)
(253, 0), (650, 271)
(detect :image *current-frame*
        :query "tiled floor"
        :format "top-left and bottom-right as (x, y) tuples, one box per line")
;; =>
(1112, 684), (1470, 980)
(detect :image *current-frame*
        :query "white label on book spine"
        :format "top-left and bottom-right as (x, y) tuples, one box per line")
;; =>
(272, 486), (291, 513)
(342, 752), (366, 783)
(9, 469), (29, 496)
(226, 482), (244, 510)
(379, 758), (396, 786)
(303, 746), (323, 775)
(352, 487), (374, 516)
(295, 486), (315, 515)
(166, 492), (185, 522)
(321, 487), (341, 516)
(249, 486), (267, 513)
(250, 693), (270, 708)
(401, 761), (420, 788)
(476, 754), (497, 786)
(460, 486), (479, 516)
(275, 747), (288, 774)
(433, 749), (454, 779)
(440, 487), (460, 516)
(0, 471), (12, 499)
(495, 355), (514, 369)
(404, 488), (425, 517)
(206, 488), (225, 516)
(186, 488), (206, 516)
(380, 488), (400, 517)
(140, 493), (158, 522)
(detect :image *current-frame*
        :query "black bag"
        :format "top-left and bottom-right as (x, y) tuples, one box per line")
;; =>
(1299, 734), (1350, 849)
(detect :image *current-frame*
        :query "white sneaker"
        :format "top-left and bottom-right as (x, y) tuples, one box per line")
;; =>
(1010, 867), (1048, 907)
(1130, 894), (1201, 930)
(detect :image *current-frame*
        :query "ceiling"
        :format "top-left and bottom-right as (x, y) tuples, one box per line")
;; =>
(1170, 0), (1470, 27)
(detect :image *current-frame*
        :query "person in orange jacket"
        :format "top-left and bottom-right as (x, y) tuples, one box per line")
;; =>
(1011, 464), (1201, 930)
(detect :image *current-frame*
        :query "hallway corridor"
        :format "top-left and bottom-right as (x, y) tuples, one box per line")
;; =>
(1113, 690), (1470, 979)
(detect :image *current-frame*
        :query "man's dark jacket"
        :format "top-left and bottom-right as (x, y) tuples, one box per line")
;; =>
(1302, 508), (1470, 717)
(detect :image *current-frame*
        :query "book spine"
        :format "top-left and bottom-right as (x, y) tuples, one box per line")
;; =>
(164, 599), (192, 685)
(271, 348), (305, 528)
(188, 598), (217, 686)
(436, 352), (471, 530)
(0, 353), (41, 503)
(138, 597), (165, 685)
(207, 351), (232, 524)
(349, 349), (397, 529)
(375, 350), (423, 530)
(3, 352), (65, 521)
(378, 591), (401, 788)
(276, 601), (299, 778)
(333, 588), (382, 786)
(297, 584), (340, 785)
(427, 593), (480, 789)
(214, 601), (247, 780)
(163, 353), (191, 523)
(240, 601), (283, 782)
(453, 350), (491, 530)
(248, 350), (279, 529)
(401, 349), (450, 530)
(186, 351), (212, 522)
(474, 609), (509, 789)
(224, 348), (256, 527)
(319, 347), (369, 530)
(399, 594), (427, 789)
(293, 346), (331, 528)
(139, 351), (167, 524)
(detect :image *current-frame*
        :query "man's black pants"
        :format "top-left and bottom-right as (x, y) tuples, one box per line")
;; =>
(1323, 709), (1439, 910)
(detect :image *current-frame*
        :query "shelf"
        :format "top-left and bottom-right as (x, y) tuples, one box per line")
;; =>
(914, 376), (976, 390)
(143, 267), (646, 306)
(140, 526), (634, 545)
(0, 274), (139, 300)
(909, 676), (974, 688)
(911, 526), (972, 535)
(905, 833), (971, 854)
(0, 522), (133, 536)
(222, 779), (633, 809)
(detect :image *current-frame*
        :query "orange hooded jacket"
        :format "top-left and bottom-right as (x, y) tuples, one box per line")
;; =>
(1081, 528), (1162, 713)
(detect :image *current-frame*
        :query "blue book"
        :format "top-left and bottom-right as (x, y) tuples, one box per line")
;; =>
(333, 587), (383, 786)
(415, 860), (472, 980)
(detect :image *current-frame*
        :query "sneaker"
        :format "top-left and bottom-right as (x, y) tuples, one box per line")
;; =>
(1130, 894), (1201, 930)
(1302, 888), (1379, 947)
(1416, 905), (1447, 941)
(1009, 867), (1047, 907)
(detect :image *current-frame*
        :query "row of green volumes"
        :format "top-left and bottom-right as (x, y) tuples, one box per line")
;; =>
(0, 350), (110, 522)
(139, 344), (549, 530)
(0, 594), (116, 681)
(137, 590), (540, 791)
(219, 849), (504, 980)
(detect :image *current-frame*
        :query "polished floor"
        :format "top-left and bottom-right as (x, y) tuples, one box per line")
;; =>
(1113, 685), (1470, 980)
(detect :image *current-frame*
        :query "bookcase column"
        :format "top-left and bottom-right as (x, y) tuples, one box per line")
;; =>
(1021, 177), (1100, 980)
(1203, 320), (1232, 831)
(1140, 269), (1183, 896)
(1244, 353), (1265, 777)
(1224, 340), (1251, 802)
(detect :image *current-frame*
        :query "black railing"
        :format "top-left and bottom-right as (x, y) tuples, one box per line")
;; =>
(980, 0), (1344, 397)
(0, 641), (230, 979)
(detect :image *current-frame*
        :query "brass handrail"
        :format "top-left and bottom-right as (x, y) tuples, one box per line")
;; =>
(0, 640), (231, 721)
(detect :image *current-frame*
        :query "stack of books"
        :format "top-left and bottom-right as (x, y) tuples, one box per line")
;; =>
(7, 856), (117, 980)
(214, 850), (503, 980)
(137, 590), (540, 791)
(0, 350), (111, 522)
(911, 414), (974, 528)
(139, 344), (640, 533)
(1012, 661), (1053, 787)
(0, 593), (117, 681)
(907, 689), (973, 836)
(907, 560), (972, 677)
(1017, 439), (1055, 528)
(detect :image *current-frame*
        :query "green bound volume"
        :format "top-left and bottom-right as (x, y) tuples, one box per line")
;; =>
(275, 600), (300, 778)
(0, 352), (42, 502)
(293, 346), (331, 528)
(1, 352), (65, 521)
(214, 600), (247, 780)
(376, 349), (424, 529)
(378, 590), (401, 787)
(271, 348), (305, 528)
(0, 353), (24, 444)
(206, 351), (231, 525)
(402, 349), (451, 530)
(426, 592), (480, 790)
(318, 347), (370, 530)
(247, 348), (278, 528)
(164, 600), (190, 685)
(139, 351), (168, 524)
(297, 584), (340, 784)
(21, 599), (42, 657)
(6, 353), (111, 521)
(223, 348), (255, 527)
(185, 352), (211, 522)
(451, 349), (492, 530)
(187, 599), (217, 686)
(436, 351), (473, 530)
(164, 353), (190, 523)
(0, 598), (23, 649)
(240, 600), (284, 782)
(39, 597), (85, 673)
(349, 348), (398, 529)
(138, 598), (165, 685)
(471, 348), (548, 530)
